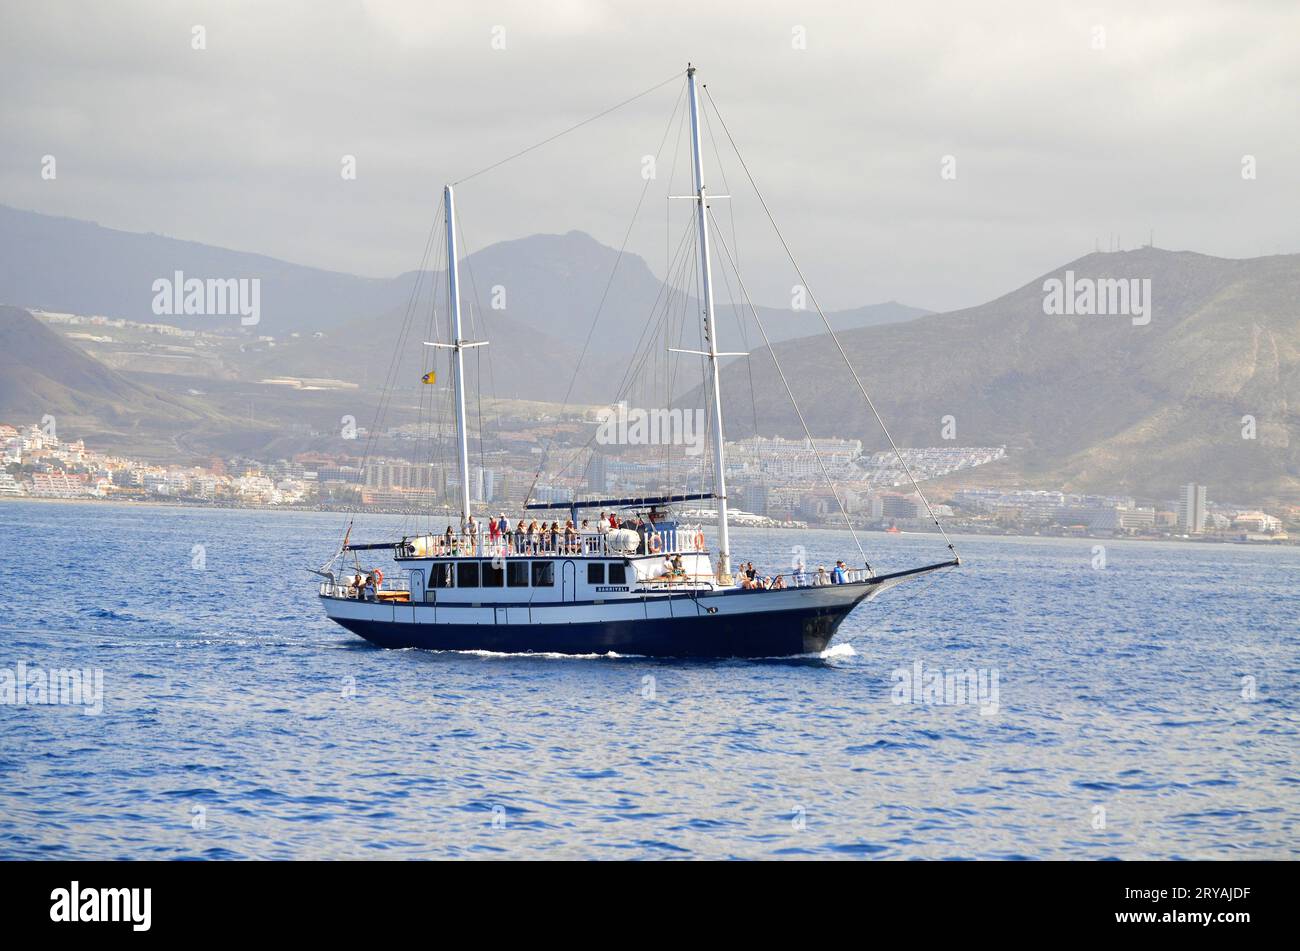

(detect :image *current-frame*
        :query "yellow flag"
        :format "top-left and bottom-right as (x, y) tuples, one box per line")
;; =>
(421, 370), (436, 385)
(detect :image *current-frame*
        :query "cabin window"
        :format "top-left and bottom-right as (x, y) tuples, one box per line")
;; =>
(457, 562), (480, 587)
(531, 561), (555, 587)
(431, 563), (453, 588)
(507, 562), (530, 587)
(608, 563), (627, 585)
(587, 562), (605, 585)
(482, 561), (504, 587)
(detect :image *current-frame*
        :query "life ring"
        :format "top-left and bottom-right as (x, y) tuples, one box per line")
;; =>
(371, 569), (383, 587)
(648, 534), (662, 554)
(693, 531), (705, 551)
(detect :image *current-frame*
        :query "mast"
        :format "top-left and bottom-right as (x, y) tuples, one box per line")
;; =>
(686, 65), (732, 578)
(444, 184), (473, 526)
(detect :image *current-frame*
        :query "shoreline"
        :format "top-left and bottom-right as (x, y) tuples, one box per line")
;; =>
(3, 495), (1293, 547)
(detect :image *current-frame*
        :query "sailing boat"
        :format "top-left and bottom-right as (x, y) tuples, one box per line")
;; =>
(317, 66), (958, 658)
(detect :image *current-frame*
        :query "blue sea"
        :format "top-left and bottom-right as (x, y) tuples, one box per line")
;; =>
(1, 500), (1296, 860)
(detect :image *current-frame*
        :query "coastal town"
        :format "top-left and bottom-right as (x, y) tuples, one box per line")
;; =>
(3, 417), (1293, 544)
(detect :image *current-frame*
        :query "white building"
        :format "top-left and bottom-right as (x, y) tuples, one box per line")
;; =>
(1178, 484), (1207, 533)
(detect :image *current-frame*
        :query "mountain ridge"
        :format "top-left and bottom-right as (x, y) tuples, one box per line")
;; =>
(712, 246), (1300, 501)
(0, 204), (929, 351)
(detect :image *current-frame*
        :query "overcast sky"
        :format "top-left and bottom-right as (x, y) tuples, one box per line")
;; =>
(2, 0), (1297, 312)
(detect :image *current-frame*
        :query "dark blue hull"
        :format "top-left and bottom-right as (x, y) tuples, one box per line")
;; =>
(333, 601), (858, 658)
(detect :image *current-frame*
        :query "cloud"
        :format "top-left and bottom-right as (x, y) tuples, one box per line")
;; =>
(1, 0), (1296, 312)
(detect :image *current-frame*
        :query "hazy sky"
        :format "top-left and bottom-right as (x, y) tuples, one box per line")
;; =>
(2, 0), (1297, 312)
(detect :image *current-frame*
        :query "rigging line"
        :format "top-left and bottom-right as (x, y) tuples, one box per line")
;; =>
(701, 95), (742, 275)
(453, 211), (505, 462)
(701, 96), (761, 455)
(665, 94), (688, 314)
(357, 230), (430, 471)
(519, 83), (689, 503)
(606, 212), (697, 413)
(709, 210), (871, 571)
(454, 213), (493, 484)
(368, 278), (425, 541)
(543, 215), (698, 484)
(546, 256), (685, 487)
(361, 202), (440, 466)
(706, 197), (761, 449)
(431, 223), (459, 522)
(667, 232), (697, 485)
(522, 79), (687, 496)
(853, 563), (958, 642)
(350, 198), (441, 541)
(660, 228), (695, 489)
(419, 223), (447, 536)
(452, 72), (683, 186)
(702, 85), (959, 562)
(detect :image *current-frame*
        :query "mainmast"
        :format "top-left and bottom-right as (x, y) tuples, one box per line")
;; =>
(441, 184), (476, 526)
(686, 65), (732, 578)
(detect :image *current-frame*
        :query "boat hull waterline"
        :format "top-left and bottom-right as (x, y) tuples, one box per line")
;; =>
(322, 567), (940, 658)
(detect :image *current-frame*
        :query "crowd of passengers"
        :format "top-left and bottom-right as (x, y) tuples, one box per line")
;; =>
(391, 511), (861, 593)
(735, 559), (851, 590)
(428, 511), (668, 556)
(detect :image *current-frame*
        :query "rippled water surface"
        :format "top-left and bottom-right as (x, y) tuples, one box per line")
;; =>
(1, 501), (1296, 859)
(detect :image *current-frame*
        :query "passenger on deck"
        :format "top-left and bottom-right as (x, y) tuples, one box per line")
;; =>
(815, 565), (830, 586)
(772, 575), (787, 590)
(635, 516), (647, 554)
(608, 512), (619, 531)
(442, 525), (454, 555)
(832, 560), (847, 584)
(792, 560), (806, 586)
(488, 517), (501, 545)
(364, 572), (377, 601)
(564, 519), (577, 553)
(352, 571), (365, 599)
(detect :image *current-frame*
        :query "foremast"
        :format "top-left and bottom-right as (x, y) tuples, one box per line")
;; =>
(686, 65), (734, 580)
(427, 184), (485, 527)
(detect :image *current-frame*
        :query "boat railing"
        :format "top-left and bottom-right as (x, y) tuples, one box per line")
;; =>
(398, 526), (704, 559)
(731, 566), (874, 589)
(319, 569), (411, 600)
(634, 564), (872, 593)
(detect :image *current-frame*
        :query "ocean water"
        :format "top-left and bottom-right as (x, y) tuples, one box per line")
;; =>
(0, 500), (1296, 860)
